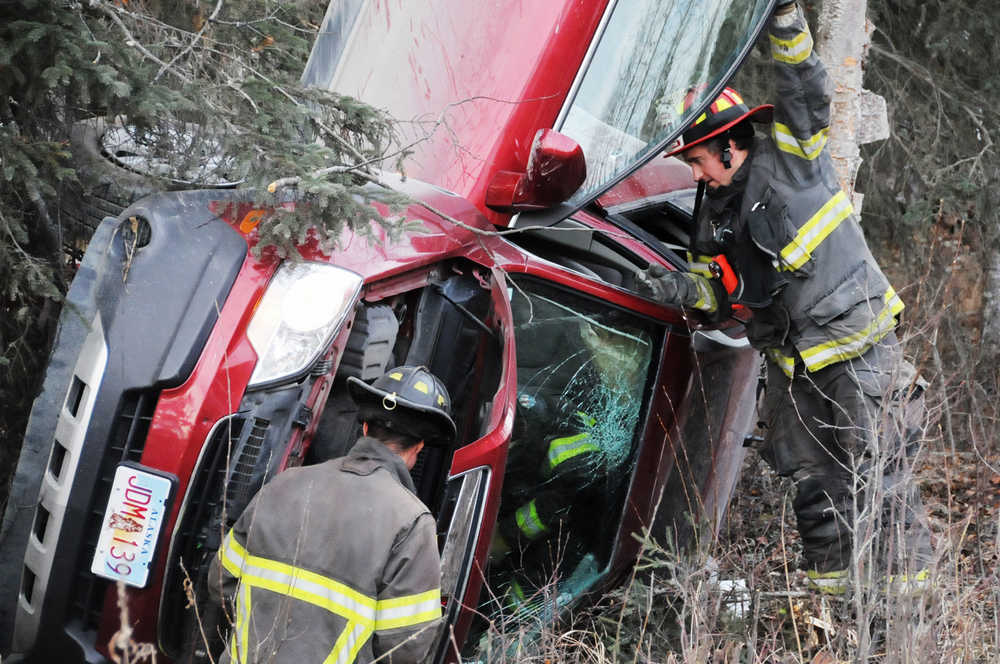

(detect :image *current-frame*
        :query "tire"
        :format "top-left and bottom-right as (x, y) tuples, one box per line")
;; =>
(60, 118), (162, 245)
(59, 117), (241, 247)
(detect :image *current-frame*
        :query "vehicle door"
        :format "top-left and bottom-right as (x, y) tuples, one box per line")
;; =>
(432, 266), (680, 661)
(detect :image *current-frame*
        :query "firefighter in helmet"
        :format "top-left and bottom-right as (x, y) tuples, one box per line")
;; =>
(210, 365), (456, 663)
(639, 1), (933, 592)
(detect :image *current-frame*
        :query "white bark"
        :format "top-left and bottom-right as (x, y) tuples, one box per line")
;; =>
(983, 253), (1000, 354)
(814, 0), (888, 213)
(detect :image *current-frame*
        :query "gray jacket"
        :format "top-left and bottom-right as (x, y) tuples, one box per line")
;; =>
(208, 437), (442, 664)
(691, 6), (902, 377)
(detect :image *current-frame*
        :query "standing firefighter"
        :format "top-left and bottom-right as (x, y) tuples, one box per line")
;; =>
(641, 1), (932, 591)
(209, 366), (456, 663)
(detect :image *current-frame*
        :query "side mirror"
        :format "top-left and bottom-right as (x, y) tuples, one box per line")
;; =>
(485, 129), (586, 213)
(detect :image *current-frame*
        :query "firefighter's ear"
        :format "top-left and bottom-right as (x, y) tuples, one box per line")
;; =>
(402, 441), (425, 470)
(362, 421), (369, 437)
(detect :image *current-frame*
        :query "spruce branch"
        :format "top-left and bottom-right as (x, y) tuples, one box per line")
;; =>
(152, 0), (225, 82)
(96, 1), (192, 84)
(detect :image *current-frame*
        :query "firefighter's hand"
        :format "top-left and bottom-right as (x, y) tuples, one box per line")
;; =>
(638, 266), (732, 321)
(637, 265), (686, 305)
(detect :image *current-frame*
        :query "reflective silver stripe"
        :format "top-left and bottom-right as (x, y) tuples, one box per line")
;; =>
(772, 123), (828, 160)
(218, 529), (440, 663)
(515, 500), (548, 538)
(770, 29), (813, 64)
(767, 349), (796, 378)
(221, 531), (377, 624)
(374, 590), (442, 630)
(219, 529), (380, 664)
(691, 275), (719, 313)
(326, 622), (369, 664)
(547, 433), (596, 469)
(242, 561), (377, 624)
(220, 532), (246, 577)
(232, 582), (250, 663)
(375, 594), (440, 624)
(687, 252), (714, 277)
(780, 191), (852, 271)
(799, 290), (900, 371)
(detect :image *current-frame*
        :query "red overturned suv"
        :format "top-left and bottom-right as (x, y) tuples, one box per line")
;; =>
(0, 0), (775, 661)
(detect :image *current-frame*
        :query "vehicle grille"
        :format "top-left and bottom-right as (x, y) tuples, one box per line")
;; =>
(225, 418), (269, 513)
(159, 416), (254, 657)
(68, 389), (158, 630)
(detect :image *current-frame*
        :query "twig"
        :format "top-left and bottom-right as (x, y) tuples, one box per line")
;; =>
(181, 560), (216, 664)
(97, 2), (192, 84)
(779, 490), (805, 660)
(152, 0), (225, 82)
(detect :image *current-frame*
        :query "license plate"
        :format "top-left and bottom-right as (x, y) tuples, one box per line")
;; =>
(91, 464), (175, 587)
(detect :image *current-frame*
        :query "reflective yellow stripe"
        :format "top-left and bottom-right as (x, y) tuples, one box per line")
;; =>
(690, 275), (719, 313)
(324, 622), (369, 664)
(220, 529), (249, 577)
(374, 588), (442, 630)
(510, 579), (526, 602)
(780, 191), (853, 271)
(242, 565), (375, 625)
(800, 287), (903, 371)
(230, 582), (250, 663)
(773, 123), (828, 160)
(770, 29), (813, 64)
(886, 286), (904, 317)
(767, 349), (796, 378)
(515, 499), (548, 538)
(547, 433), (598, 470)
(687, 252), (715, 278)
(218, 530), (440, 664)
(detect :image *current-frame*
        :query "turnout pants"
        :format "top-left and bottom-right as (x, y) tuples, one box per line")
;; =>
(759, 333), (933, 574)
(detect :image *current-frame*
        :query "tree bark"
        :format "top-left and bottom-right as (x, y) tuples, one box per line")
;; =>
(813, 0), (888, 213)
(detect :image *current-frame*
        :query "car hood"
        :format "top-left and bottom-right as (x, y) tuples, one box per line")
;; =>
(303, 0), (611, 216)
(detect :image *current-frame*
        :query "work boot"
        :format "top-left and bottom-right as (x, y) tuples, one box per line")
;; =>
(805, 568), (849, 595)
(806, 567), (931, 596)
(886, 568), (930, 595)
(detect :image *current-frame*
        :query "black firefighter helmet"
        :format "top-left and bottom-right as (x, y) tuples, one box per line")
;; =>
(347, 365), (457, 447)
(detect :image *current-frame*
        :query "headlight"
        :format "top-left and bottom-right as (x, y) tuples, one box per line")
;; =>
(246, 262), (363, 388)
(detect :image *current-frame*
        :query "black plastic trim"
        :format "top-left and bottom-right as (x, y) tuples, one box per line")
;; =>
(1, 189), (249, 662)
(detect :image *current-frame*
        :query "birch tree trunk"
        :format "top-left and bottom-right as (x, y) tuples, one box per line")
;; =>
(813, 0), (888, 214)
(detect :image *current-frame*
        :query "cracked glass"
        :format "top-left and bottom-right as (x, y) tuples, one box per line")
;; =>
(466, 277), (659, 650)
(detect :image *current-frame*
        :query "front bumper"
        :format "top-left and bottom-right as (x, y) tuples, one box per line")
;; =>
(0, 191), (248, 661)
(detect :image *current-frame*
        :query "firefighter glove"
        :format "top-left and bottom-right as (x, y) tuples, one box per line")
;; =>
(639, 265), (731, 321)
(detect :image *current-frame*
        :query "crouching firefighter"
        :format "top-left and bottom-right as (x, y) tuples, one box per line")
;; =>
(639, 1), (933, 592)
(209, 365), (457, 663)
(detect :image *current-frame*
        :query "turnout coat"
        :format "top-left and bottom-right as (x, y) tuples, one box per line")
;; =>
(209, 437), (442, 664)
(684, 5), (932, 575)
(689, 6), (903, 377)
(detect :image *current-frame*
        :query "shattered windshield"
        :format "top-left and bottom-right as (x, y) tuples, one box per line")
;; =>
(558, 0), (771, 205)
(466, 277), (658, 650)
